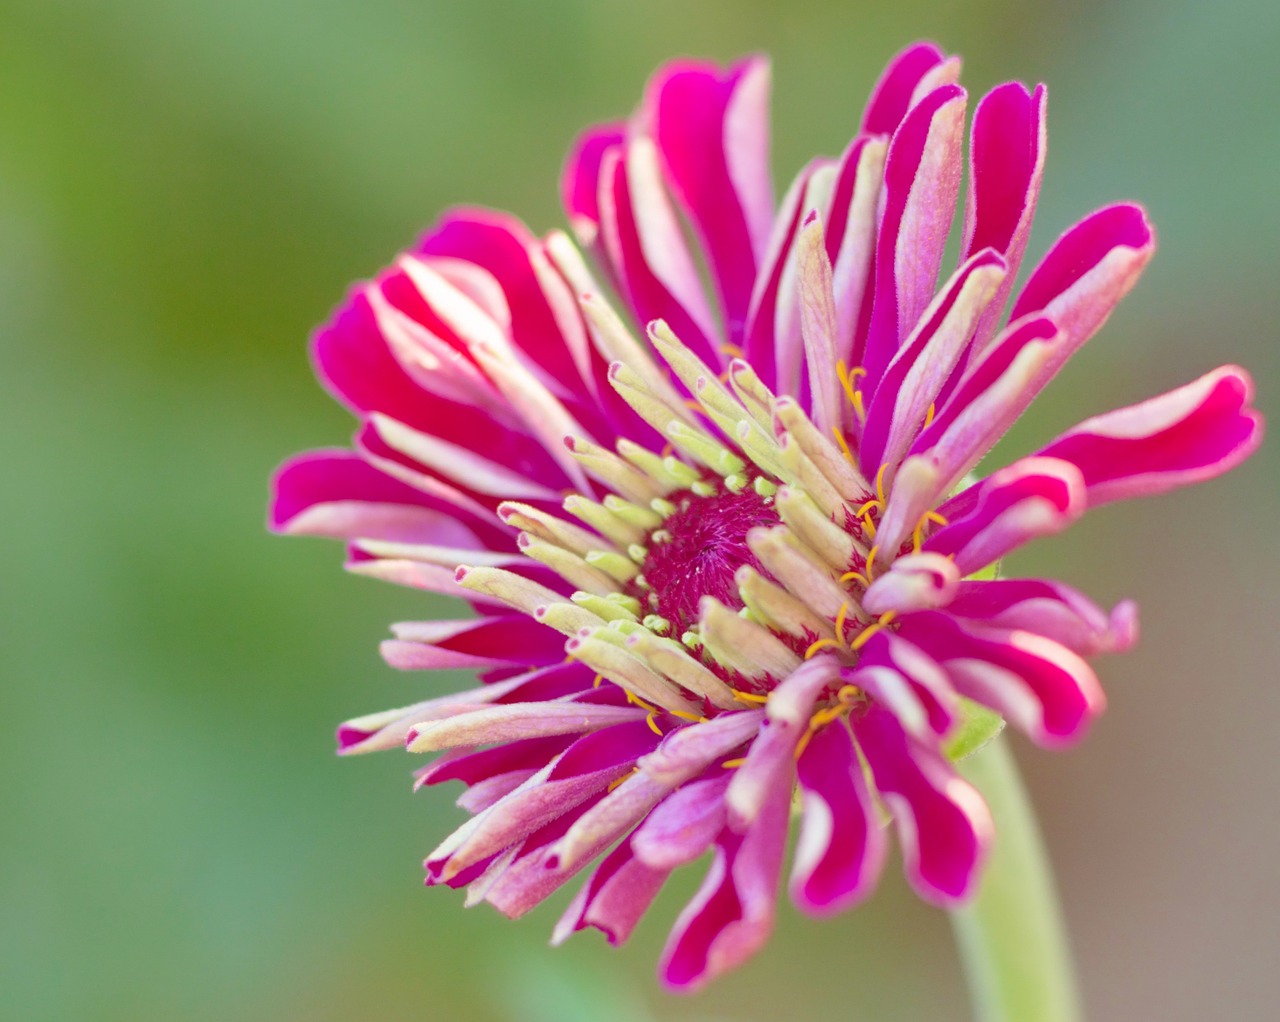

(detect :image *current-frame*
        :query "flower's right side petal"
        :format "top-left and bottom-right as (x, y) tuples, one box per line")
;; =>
(1034, 365), (1263, 507)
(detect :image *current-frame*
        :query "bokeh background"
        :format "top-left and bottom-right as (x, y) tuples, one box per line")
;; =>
(3, 1), (1278, 1019)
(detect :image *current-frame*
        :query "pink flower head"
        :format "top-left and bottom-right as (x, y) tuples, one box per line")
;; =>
(271, 42), (1262, 990)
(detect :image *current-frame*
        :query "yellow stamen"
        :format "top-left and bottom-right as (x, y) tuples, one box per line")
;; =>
(874, 463), (888, 504)
(851, 390), (866, 422)
(667, 708), (708, 723)
(855, 497), (883, 517)
(720, 343), (745, 359)
(911, 509), (950, 553)
(645, 711), (663, 736)
(836, 360), (868, 422)
(864, 544), (879, 580)
(830, 426), (855, 465)
(607, 768), (637, 793)
(924, 402), (936, 428)
(721, 757), (747, 769)
(592, 673), (604, 688)
(804, 637), (841, 659)
(795, 684), (866, 760)
(860, 511), (877, 539)
(850, 609), (898, 652)
(840, 570), (870, 587)
(626, 691), (658, 713)
(683, 398), (703, 412)
(850, 622), (885, 651)
(730, 689), (770, 705)
(834, 602), (851, 644)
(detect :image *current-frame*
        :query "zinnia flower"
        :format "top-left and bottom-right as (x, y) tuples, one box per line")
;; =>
(271, 42), (1262, 990)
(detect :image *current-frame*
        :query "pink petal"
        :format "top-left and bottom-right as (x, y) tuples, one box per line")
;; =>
(554, 840), (669, 947)
(649, 57), (774, 345)
(404, 701), (648, 753)
(860, 83), (967, 386)
(270, 449), (485, 545)
(598, 141), (722, 364)
(861, 42), (950, 135)
(947, 579), (1138, 655)
(927, 457), (1087, 575)
(862, 552), (961, 616)
(742, 157), (835, 391)
(632, 773), (732, 870)
(1006, 203), (1155, 378)
(861, 248), (1006, 475)
(855, 706), (991, 905)
(382, 615), (565, 671)
(824, 136), (887, 369)
(907, 314), (1063, 498)
(899, 613), (1106, 747)
(1035, 365), (1263, 506)
(791, 720), (886, 915)
(659, 777), (790, 991)
(725, 658), (839, 830)
(961, 82), (1047, 353)
(562, 124), (627, 246)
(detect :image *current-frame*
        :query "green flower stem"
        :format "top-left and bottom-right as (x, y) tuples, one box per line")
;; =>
(950, 736), (1082, 1022)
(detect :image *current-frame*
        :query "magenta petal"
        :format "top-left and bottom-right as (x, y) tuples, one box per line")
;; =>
(1035, 365), (1264, 507)
(861, 42), (949, 135)
(599, 143), (722, 365)
(899, 612), (1106, 747)
(1007, 203), (1155, 380)
(855, 706), (991, 905)
(650, 57), (774, 345)
(270, 450), (485, 546)
(791, 721), (886, 916)
(632, 773), (732, 870)
(554, 840), (669, 948)
(961, 82), (1047, 353)
(927, 457), (1086, 575)
(860, 83), (967, 386)
(861, 247), (1007, 475)
(659, 777), (790, 991)
(742, 157), (834, 391)
(562, 124), (627, 245)
(947, 579), (1138, 655)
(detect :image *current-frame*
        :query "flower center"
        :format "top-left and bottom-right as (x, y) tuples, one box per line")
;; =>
(632, 482), (780, 640)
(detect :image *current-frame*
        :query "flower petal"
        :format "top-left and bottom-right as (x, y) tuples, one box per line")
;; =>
(649, 56), (774, 344)
(926, 457), (1087, 575)
(1035, 365), (1263, 506)
(791, 720), (886, 915)
(899, 613), (1106, 747)
(860, 83), (967, 385)
(659, 777), (790, 991)
(947, 579), (1138, 655)
(855, 706), (991, 905)
(961, 82), (1047, 353)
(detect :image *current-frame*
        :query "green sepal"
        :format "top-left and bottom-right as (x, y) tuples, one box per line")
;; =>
(946, 697), (1005, 762)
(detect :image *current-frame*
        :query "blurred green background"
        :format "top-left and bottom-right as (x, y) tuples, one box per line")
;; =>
(3, 1), (1277, 1019)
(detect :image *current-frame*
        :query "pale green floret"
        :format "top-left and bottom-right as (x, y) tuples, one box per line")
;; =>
(584, 549), (641, 582)
(571, 591), (638, 623)
(642, 614), (672, 635)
